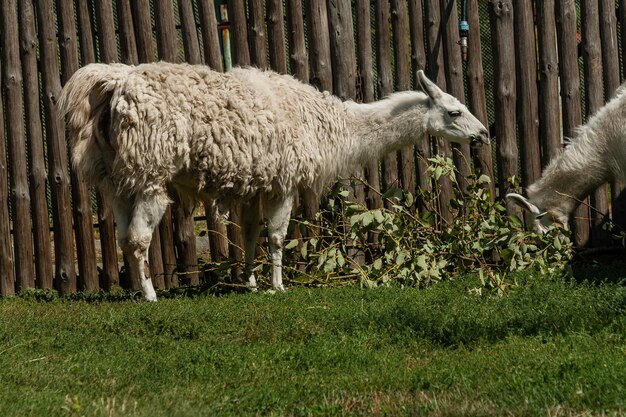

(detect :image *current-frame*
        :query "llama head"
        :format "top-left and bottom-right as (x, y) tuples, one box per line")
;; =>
(506, 193), (570, 234)
(416, 70), (490, 146)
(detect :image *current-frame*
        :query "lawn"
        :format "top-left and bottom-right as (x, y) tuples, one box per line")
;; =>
(0, 266), (625, 416)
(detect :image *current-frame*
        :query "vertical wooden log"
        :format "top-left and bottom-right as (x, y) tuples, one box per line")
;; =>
(179, 0), (203, 285)
(620, 0), (626, 81)
(35, 0), (77, 294)
(268, 0), (288, 73)
(391, 0), (417, 198)
(376, 0), (399, 200)
(440, 0), (472, 189)
(94, 0), (118, 62)
(1, 0), (35, 292)
(537, 0), (561, 165)
(199, 0), (224, 71)
(76, 0), (121, 291)
(57, 0), (100, 291)
(248, 0), (268, 68)
(488, 0), (517, 205)
(556, 0), (589, 246)
(131, 0), (156, 63)
(154, 0), (180, 62)
(227, 0), (252, 280)
(600, 0), (626, 233)
(228, 0), (251, 65)
(19, 0), (53, 289)
(465, 0), (495, 200)
(117, 0), (139, 64)
(196, 0), (228, 264)
(581, 1), (611, 247)
(155, 0), (198, 287)
(408, 0), (434, 210)
(355, 0), (383, 211)
(307, 0), (333, 92)
(513, 1), (541, 188)
(287, 0), (320, 234)
(128, 0), (164, 288)
(327, 0), (364, 264)
(0, 58), (15, 296)
(305, 0), (332, 222)
(286, 0), (308, 81)
(425, 0), (454, 223)
(94, 0), (127, 289)
(179, 0), (202, 64)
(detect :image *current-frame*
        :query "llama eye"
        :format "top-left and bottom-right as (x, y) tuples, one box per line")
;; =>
(448, 110), (462, 117)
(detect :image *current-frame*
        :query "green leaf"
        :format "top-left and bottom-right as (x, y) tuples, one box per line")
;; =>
(285, 239), (299, 250)
(478, 174), (491, 184)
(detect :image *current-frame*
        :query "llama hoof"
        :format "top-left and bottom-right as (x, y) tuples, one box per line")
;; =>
(267, 285), (285, 294)
(144, 292), (158, 302)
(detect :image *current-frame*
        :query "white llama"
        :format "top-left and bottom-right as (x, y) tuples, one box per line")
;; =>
(508, 85), (626, 233)
(59, 62), (490, 301)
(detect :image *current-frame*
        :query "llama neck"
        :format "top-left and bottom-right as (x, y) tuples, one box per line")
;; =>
(344, 92), (430, 167)
(528, 127), (610, 217)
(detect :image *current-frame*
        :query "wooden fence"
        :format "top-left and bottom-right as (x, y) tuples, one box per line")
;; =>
(1, 0), (625, 295)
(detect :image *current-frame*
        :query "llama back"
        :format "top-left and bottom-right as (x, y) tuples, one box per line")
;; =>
(228, 67), (352, 194)
(61, 62), (353, 199)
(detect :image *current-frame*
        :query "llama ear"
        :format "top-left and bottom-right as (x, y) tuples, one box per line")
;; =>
(506, 193), (542, 216)
(416, 70), (443, 101)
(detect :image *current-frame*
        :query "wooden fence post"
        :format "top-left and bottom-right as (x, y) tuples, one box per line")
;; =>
(355, 0), (383, 211)
(287, 0), (308, 81)
(600, 0), (626, 233)
(537, 0), (561, 166)
(197, 0), (229, 266)
(0, 58), (15, 296)
(425, 0), (454, 223)
(19, 0), (53, 289)
(117, 0), (139, 64)
(154, 0), (198, 288)
(226, 0), (251, 281)
(199, 0), (224, 71)
(35, 0), (77, 294)
(268, 0), (288, 74)
(90, 0), (123, 291)
(408, 0), (434, 211)
(305, 0), (333, 223)
(131, 0), (168, 288)
(556, 0), (590, 246)
(513, 1), (541, 188)
(392, 0), (417, 198)
(57, 0), (100, 291)
(440, 0), (472, 190)
(179, 0), (201, 64)
(581, 1), (611, 247)
(488, 0), (517, 205)
(1, 0), (35, 292)
(75, 0), (119, 291)
(376, 0), (399, 200)
(248, 0), (268, 69)
(465, 0), (495, 200)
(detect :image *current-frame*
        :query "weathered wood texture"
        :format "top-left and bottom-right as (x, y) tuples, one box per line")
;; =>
(556, 0), (590, 246)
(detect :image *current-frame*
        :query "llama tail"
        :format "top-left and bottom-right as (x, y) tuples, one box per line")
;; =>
(58, 63), (130, 187)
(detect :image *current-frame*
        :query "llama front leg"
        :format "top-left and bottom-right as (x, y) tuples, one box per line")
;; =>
(241, 194), (262, 289)
(265, 194), (294, 291)
(118, 193), (169, 301)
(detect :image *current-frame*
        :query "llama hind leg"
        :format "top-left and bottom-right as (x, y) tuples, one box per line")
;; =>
(120, 193), (169, 301)
(264, 194), (294, 291)
(241, 194), (262, 289)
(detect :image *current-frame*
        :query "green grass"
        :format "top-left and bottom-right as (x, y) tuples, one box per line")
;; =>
(1, 270), (625, 416)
